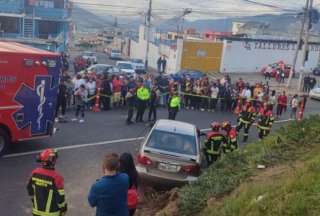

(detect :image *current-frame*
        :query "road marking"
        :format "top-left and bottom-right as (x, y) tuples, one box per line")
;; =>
(2, 119), (294, 159)
(3, 137), (145, 159)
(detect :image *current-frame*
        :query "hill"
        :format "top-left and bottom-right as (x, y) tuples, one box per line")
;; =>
(137, 115), (320, 216)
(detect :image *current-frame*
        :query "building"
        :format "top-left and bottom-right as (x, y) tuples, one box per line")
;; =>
(0, 0), (71, 52)
(203, 31), (233, 41)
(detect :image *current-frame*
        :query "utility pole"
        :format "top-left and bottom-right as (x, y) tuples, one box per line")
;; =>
(144, 0), (152, 71)
(287, 0), (310, 88)
(298, 0), (314, 92)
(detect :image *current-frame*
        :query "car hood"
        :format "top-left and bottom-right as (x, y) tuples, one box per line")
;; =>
(121, 69), (135, 73)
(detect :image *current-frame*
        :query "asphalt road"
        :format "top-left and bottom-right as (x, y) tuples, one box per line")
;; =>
(0, 98), (319, 216)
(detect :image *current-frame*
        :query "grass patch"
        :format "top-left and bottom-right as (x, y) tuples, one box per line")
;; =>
(178, 115), (320, 216)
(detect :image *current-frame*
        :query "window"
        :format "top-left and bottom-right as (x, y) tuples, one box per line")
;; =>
(146, 130), (197, 155)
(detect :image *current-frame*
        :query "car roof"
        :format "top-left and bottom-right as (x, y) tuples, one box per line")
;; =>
(90, 64), (111, 67)
(0, 41), (58, 56)
(117, 61), (132, 64)
(153, 120), (196, 136)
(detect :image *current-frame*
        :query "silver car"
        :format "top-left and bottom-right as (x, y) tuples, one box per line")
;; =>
(136, 120), (202, 185)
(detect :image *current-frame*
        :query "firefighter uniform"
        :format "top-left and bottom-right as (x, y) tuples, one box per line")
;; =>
(222, 122), (238, 153)
(257, 109), (274, 140)
(168, 94), (181, 120)
(204, 131), (225, 165)
(236, 103), (257, 142)
(135, 86), (150, 122)
(27, 167), (67, 216)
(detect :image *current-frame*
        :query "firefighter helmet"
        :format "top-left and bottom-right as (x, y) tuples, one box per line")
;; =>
(37, 148), (58, 167)
(221, 121), (232, 131)
(211, 122), (221, 131)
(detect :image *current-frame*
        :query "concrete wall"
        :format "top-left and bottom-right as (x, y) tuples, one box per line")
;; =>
(130, 28), (180, 74)
(220, 40), (320, 73)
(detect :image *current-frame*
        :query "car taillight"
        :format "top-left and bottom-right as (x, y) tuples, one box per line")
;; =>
(137, 154), (153, 166)
(181, 164), (200, 175)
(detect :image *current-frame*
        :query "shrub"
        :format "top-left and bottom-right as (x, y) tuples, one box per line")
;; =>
(178, 115), (320, 216)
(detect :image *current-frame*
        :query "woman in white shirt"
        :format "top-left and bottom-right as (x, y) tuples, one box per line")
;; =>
(86, 78), (97, 109)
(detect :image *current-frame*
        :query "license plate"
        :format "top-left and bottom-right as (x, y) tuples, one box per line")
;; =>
(158, 163), (179, 173)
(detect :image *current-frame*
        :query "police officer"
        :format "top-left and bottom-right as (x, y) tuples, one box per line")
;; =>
(257, 103), (275, 140)
(204, 122), (226, 166)
(135, 82), (150, 122)
(236, 101), (256, 142)
(221, 121), (238, 153)
(27, 149), (67, 216)
(168, 91), (181, 120)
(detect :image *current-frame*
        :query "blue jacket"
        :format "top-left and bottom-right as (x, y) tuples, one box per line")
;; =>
(88, 173), (129, 216)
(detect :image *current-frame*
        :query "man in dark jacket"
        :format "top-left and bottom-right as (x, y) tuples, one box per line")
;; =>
(148, 87), (159, 122)
(88, 153), (129, 216)
(55, 80), (68, 121)
(101, 76), (112, 110)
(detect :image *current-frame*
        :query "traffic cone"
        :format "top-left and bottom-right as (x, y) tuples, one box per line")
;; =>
(92, 88), (101, 112)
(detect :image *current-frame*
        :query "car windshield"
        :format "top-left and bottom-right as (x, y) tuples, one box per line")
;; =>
(118, 63), (133, 70)
(146, 130), (197, 155)
(132, 59), (143, 64)
(112, 50), (121, 54)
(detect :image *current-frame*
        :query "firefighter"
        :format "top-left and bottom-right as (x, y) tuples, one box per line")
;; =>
(168, 91), (181, 120)
(236, 100), (257, 142)
(257, 103), (275, 140)
(221, 121), (238, 153)
(204, 122), (226, 165)
(27, 149), (67, 216)
(297, 95), (308, 121)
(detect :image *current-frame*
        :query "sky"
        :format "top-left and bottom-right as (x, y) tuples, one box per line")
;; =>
(73, 0), (320, 20)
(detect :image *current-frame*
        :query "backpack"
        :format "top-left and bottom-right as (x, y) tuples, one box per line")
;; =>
(128, 186), (138, 209)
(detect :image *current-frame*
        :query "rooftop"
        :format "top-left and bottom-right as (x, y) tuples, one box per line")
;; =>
(0, 41), (58, 56)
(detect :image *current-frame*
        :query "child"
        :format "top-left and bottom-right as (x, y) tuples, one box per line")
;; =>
(72, 84), (87, 123)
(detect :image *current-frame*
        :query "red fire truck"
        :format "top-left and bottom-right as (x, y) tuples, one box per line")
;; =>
(0, 42), (61, 155)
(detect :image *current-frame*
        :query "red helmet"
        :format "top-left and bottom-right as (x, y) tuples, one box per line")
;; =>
(211, 122), (221, 131)
(37, 148), (58, 167)
(221, 121), (232, 131)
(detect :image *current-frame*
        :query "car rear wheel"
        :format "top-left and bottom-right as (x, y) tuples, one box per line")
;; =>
(0, 128), (9, 156)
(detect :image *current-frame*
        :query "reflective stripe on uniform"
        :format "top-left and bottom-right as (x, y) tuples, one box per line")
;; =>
(32, 209), (60, 216)
(257, 125), (270, 130)
(240, 118), (250, 124)
(45, 189), (53, 212)
(32, 185), (38, 210)
(32, 177), (53, 186)
(58, 189), (65, 196)
(58, 201), (66, 208)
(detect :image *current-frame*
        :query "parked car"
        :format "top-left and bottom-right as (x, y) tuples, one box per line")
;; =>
(170, 69), (206, 81)
(130, 58), (146, 74)
(116, 61), (136, 75)
(312, 67), (320, 76)
(110, 49), (122, 60)
(136, 119), (202, 185)
(260, 62), (294, 78)
(82, 51), (98, 64)
(309, 86), (320, 100)
(79, 64), (120, 77)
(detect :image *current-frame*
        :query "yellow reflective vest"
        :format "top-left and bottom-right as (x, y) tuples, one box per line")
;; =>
(137, 87), (150, 101)
(170, 96), (181, 108)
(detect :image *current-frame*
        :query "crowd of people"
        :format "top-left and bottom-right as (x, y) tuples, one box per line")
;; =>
(55, 69), (308, 125)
